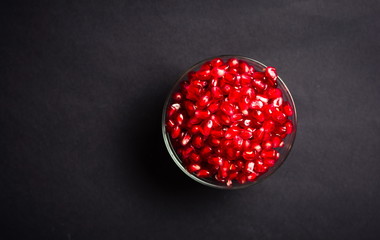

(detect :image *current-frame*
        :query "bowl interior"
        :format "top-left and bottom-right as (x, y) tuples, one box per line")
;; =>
(162, 56), (297, 189)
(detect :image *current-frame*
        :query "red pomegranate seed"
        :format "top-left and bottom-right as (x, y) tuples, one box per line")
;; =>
(254, 160), (267, 173)
(208, 156), (224, 166)
(211, 66), (226, 78)
(187, 164), (201, 173)
(200, 145), (212, 157)
(227, 58), (239, 68)
(171, 126), (181, 139)
(283, 102), (293, 116)
(236, 173), (247, 184)
(250, 100), (264, 109)
(261, 149), (276, 159)
(225, 126), (240, 139)
(192, 135), (204, 148)
(211, 87), (223, 99)
(239, 96), (250, 115)
(246, 172), (258, 182)
(181, 132), (192, 146)
(209, 137), (221, 147)
(262, 140), (273, 150)
(210, 58), (223, 67)
(240, 129), (253, 140)
(263, 158), (275, 167)
(265, 67), (277, 81)
(195, 110), (211, 119)
(197, 69), (211, 80)
(262, 120), (275, 132)
(200, 119), (213, 136)
(244, 161), (255, 173)
(197, 169), (211, 178)
(220, 102), (235, 116)
(189, 153), (201, 163)
(272, 97), (283, 107)
(168, 103), (180, 117)
(242, 151), (256, 161)
(239, 62), (250, 74)
(267, 88), (282, 99)
(285, 121), (293, 134)
(198, 91), (211, 108)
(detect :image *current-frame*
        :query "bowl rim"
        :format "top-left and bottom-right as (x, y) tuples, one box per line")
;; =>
(162, 55), (298, 189)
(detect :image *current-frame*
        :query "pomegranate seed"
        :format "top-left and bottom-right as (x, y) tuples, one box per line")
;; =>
(211, 66), (226, 78)
(181, 132), (192, 146)
(221, 84), (232, 94)
(231, 113), (243, 122)
(250, 100), (264, 109)
(236, 173), (247, 184)
(225, 126), (240, 139)
(210, 58), (223, 67)
(166, 119), (175, 128)
(239, 62), (250, 74)
(208, 156), (224, 166)
(187, 164), (201, 173)
(195, 110), (211, 119)
(200, 145), (212, 157)
(285, 121), (293, 134)
(267, 88), (282, 99)
(227, 58), (240, 68)
(272, 97), (283, 107)
(228, 89), (241, 103)
(263, 158), (275, 167)
(262, 140), (273, 150)
(200, 119), (213, 136)
(220, 102), (235, 116)
(253, 71), (265, 79)
(251, 110), (265, 122)
(189, 153), (201, 163)
(261, 149), (276, 159)
(283, 102), (293, 116)
(265, 67), (277, 81)
(172, 92), (183, 102)
(239, 96), (250, 115)
(208, 102), (220, 113)
(240, 129), (253, 140)
(240, 74), (252, 85)
(197, 169), (211, 178)
(262, 120), (275, 132)
(198, 91), (211, 108)
(254, 160), (267, 173)
(184, 101), (196, 116)
(271, 136), (282, 148)
(168, 103), (180, 117)
(242, 151), (256, 161)
(244, 161), (255, 173)
(246, 172), (258, 182)
(171, 126), (181, 139)
(209, 137), (221, 147)
(197, 69), (211, 80)
(192, 135), (204, 148)
(211, 87), (224, 99)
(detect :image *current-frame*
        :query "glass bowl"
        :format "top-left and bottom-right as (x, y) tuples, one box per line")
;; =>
(162, 55), (297, 189)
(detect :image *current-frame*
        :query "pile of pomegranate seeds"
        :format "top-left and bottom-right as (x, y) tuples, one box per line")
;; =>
(165, 58), (294, 186)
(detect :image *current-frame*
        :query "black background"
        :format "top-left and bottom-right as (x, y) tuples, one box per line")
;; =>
(1, 0), (380, 239)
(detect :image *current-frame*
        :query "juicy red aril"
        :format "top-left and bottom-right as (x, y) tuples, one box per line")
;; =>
(188, 164), (201, 173)
(195, 110), (211, 119)
(197, 169), (211, 178)
(283, 102), (293, 116)
(166, 58), (294, 186)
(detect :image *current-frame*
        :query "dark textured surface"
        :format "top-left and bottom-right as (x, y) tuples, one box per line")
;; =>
(1, 0), (380, 239)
